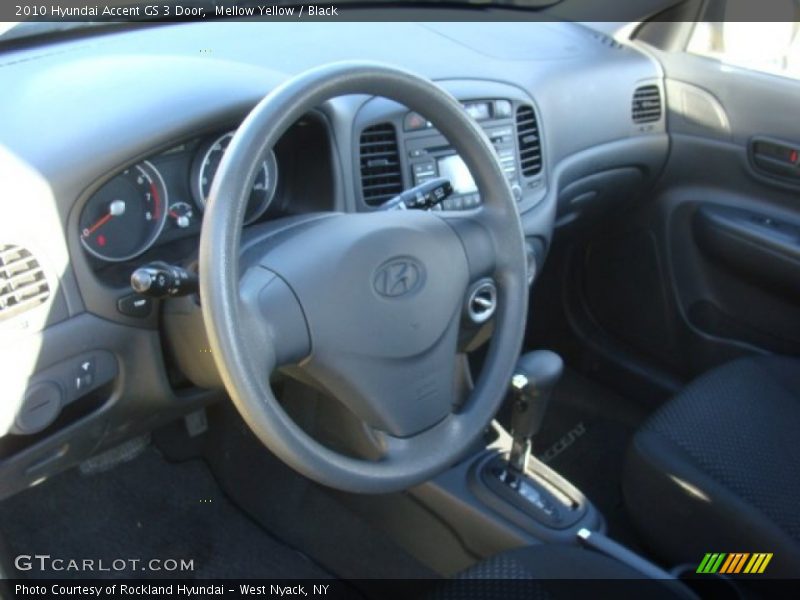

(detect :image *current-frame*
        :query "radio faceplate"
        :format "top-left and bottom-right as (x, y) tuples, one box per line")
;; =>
(404, 100), (524, 211)
(355, 86), (545, 214)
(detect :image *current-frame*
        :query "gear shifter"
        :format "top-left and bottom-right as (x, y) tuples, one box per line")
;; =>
(506, 350), (564, 478)
(476, 350), (599, 533)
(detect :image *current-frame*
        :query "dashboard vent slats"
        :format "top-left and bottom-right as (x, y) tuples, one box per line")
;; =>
(632, 85), (662, 123)
(516, 105), (542, 177)
(0, 245), (50, 322)
(591, 31), (623, 49)
(359, 123), (403, 206)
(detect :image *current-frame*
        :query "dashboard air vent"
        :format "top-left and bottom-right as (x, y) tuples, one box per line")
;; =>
(632, 85), (662, 123)
(516, 105), (542, 177)
(591, 31), (623, 49)
(359, 123), (403, 206)
(0, 245), (50, 322)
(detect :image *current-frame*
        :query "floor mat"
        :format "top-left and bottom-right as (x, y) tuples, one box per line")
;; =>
(531, 368), (650, 547)
(192, 402), (438, 580)
(0, 445), (330, 579)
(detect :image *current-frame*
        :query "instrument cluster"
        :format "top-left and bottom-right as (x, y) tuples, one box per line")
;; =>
(79, 130), (278, 263)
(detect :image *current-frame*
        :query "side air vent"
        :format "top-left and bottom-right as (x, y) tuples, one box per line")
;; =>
(0, 245), (50, 322)
(632, 85), (662, 123)
(516, 105), (542, 177)
(359, 123), (403, 206)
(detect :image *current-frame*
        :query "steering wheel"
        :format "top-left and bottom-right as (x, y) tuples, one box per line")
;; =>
(199, 62), (528, 494)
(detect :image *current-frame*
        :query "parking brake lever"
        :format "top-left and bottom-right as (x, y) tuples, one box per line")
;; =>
(378, 178), (453, 211)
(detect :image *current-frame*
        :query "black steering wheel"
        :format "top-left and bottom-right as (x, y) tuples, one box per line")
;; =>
(199, 62), (528, 493)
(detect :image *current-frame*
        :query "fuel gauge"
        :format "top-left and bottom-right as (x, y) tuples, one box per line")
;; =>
(169, 202), (195, 229)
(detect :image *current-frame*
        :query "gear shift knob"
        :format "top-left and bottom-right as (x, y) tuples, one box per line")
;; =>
(515, 350), (564, 394)
(511, 350), (564, 437)
(507, 350), (564, 475)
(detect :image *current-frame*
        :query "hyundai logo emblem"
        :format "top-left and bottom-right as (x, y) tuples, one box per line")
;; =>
(373, 258), (424, 298)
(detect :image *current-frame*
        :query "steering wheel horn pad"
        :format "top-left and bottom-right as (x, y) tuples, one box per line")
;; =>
(199, 62), (528, 493)
(248, 211), (469, 437)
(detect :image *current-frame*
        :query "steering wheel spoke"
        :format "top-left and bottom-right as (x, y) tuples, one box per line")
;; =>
(437, 208), (499, 283)
(308, 308), (463, 438)
(239, 265), (311, 368)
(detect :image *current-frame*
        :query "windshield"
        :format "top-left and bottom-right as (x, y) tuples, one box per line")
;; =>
(0, 0), (564, 44)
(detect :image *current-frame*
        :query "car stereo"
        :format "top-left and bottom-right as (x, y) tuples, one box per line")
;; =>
(402, 99), (523, 211)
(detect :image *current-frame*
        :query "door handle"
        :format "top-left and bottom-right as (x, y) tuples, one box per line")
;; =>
(750, 137), (800, 181)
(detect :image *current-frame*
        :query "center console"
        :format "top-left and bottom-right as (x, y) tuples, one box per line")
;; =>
(396, 351), (605, 572)
(411, 419), (604, 564)
(470, 350), (599, 534)
(352, 82), (601, 562)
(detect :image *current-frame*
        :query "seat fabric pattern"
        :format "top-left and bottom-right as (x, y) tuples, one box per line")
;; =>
(643, 356), (800, 541)
(432, 545), (690, 599)
(624, 355), (800, 576)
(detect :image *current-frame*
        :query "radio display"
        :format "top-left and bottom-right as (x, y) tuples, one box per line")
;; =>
(437, 155), (477, 195)
(463, 101), (491, 121)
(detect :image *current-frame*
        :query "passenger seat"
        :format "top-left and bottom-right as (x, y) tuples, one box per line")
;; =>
(623, 355), (800, 577)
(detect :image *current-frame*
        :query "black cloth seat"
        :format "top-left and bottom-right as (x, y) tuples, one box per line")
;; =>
(436, 544), (691, 599)
(623, 355), (800, 577)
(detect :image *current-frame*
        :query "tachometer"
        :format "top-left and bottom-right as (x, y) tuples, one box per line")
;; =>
(192, 132), (278, 224)
(79, 161), (168, 262)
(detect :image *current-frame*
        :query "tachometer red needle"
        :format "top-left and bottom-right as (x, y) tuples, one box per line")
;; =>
(82, 199), (126, 239)
(81, 213), (113, 238)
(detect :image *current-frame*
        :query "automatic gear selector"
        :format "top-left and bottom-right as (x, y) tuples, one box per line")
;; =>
(468, 350), (603, 536)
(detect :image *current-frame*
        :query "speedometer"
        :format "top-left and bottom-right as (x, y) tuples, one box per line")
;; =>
(79, 161), (168, 262)
(191, 132), (278, 224)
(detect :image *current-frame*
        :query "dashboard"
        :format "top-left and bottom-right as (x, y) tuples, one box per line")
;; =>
(0, 17), (669, 499)
(76, 113), (334, 289)
(78, 133), (277, 263)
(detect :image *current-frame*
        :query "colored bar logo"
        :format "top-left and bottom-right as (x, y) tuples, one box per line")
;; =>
(696, 552), (773, 574)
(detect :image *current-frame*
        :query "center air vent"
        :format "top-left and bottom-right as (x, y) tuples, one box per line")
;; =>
(359, 123), (403, 206)
(632, 85), (662, 123)
(0, 244), (50, 322)
(516, 105), (542, 177)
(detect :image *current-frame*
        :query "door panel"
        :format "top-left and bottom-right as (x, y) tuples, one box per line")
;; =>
(565, 25), (800, 385)
(693, 204), (800, 296)
(652, 30), (800, 372)
(661, 38), (800, 359)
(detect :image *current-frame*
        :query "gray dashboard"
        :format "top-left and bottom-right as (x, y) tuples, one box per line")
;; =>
(0, 17), (668, 498)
